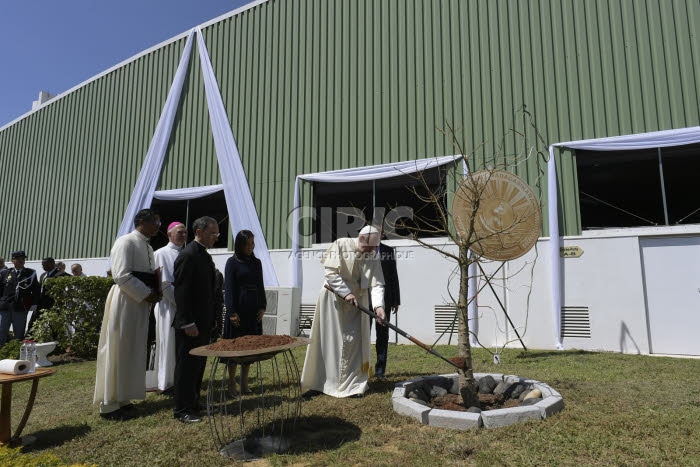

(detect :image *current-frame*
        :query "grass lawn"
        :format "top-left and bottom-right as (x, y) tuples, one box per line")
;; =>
(8, 346), (700, 466)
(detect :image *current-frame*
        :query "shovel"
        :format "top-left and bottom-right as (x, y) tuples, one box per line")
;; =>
(323, 284), (463, 371)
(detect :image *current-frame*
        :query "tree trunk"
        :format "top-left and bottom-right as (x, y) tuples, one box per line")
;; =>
(457, 244), (479, 408)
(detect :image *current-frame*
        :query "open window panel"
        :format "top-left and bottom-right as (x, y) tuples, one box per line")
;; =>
(576, 142), (700, 230)
(149, 190), (230, 251)
(312, 165), (448, 243)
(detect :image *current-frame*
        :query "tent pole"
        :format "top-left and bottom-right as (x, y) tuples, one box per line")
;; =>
(186, 200), (190, 235)
(657, 147), (669, 225)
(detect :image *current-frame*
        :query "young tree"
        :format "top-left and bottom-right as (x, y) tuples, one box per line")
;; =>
(392, 124), (544, 408)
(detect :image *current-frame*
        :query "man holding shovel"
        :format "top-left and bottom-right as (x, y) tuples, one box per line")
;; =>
(301, 225), (386, 398)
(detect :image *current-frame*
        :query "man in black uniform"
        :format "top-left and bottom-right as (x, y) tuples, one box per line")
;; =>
(0, 250), (40, 344)
(371, 240), (401, 379)
(172, 216), (219, 423)
(27, 257), (71, 333)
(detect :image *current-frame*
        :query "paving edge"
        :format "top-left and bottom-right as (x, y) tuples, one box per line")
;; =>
(392, 373), (564, 430)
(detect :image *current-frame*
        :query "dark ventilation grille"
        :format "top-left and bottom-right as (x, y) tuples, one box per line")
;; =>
(434, 305), (458, 334)
(561, 306), (591, 338)
(298, 304), (316, 335)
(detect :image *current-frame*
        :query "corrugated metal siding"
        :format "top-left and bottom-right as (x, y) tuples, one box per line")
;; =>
(0, 38), (189, 259)
(1, 0), (699, 259)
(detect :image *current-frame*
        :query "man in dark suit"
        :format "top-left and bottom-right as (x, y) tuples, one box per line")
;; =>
(172, 216), (219, 423)
(27, 257), (71, 333)
(372, 241), (401, 379)
(0, 250), (40, 344)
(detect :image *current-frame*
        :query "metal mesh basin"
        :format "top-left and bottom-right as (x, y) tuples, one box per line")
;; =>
(192, 337), (308, 460)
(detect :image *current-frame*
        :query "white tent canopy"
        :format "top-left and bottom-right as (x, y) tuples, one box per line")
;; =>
(115, 28), (278, 286)
(547, 126), (700, 348)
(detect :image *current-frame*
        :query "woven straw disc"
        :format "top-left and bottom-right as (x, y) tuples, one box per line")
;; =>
(452, 170), (542, 261)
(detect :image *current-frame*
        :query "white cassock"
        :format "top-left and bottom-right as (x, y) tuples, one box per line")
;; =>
(301, 237), (384, 398)
(94, 230), (156, 412)
(151, 242), (181, 390)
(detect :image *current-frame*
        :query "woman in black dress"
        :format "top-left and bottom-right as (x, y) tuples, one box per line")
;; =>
(224, 230), (266, 395)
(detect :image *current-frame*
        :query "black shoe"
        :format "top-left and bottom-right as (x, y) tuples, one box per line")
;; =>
(302, 390), (322, 399)
(348, 393), (364, 399)
(178, 412), (202, 423)
(100, 409), (132, 421)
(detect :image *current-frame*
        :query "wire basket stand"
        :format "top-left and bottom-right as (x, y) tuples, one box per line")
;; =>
(191, 338), (307, 460)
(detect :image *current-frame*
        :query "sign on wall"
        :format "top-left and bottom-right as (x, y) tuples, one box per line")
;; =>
(560, 246), (584, 258)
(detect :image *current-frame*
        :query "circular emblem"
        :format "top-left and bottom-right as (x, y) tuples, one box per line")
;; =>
(452, 170), (542, 261)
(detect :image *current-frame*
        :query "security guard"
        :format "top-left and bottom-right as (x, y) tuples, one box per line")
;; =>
(0, 250), (40, 344)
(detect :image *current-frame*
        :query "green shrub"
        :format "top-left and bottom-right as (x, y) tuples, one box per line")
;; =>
(28, 276), (114, 359)
(0, 339), (21, 360)
(0, 445), (95, 467)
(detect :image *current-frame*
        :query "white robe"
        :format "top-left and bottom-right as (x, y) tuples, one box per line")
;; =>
(151, 242), (180, 390)
(300, 238), (384, 398)
(94, 230), (156, 412)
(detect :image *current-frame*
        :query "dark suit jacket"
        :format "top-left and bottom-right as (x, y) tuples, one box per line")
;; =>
(0, 268), (40, 311)
(173, 241), (217, 334)
(38, 269), (71, 310)
(378, 242), (401, 309)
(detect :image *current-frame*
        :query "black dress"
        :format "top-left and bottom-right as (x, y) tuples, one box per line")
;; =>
(223, 254), (266, 339)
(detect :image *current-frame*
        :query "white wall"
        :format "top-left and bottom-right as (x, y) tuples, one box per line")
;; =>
(25, 225), (700, 356)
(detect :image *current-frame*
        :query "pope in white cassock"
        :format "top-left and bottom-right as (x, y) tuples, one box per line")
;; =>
(150, 221), (187, 391)
(301, 225), (386, 398)
(94, 209), (163, 421)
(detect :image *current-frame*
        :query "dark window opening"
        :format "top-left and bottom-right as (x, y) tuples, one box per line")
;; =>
(312, 166), (448, 243)
(576, 143), (700, 229)
(149, 191), (229, 250)
(660, 144), (700, 225)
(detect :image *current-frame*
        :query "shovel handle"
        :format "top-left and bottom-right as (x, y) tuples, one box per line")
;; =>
(323, 284), (461, 370)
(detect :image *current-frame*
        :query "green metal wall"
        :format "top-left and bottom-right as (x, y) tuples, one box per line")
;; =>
(1, 0), (699, 260)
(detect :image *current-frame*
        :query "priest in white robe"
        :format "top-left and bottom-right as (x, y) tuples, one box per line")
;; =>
(94, 209), (163, 420)
(150, 221), (187, 392)
(301, 225), (386, 398)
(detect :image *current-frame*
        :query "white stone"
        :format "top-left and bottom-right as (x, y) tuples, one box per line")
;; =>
(392, 396), (431, 424)
(428, 409), (482, 430)
(481, 406), (542, 428)
(535, 396), (565, 418)
(523, 388), (542, 400)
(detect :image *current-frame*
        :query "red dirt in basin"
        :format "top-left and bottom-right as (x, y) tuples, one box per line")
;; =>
(206, 335), (296, 351)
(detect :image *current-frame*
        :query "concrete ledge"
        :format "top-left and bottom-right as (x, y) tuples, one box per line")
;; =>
(535, 396), (565, 418)
(392, 373), (564, 430)
(481, 406), (542, 428)
(392, 396), (431, 424)
(428, 409), (482, 430)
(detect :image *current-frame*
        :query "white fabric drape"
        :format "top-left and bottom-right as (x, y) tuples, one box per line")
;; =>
(548, 126), (700, 349)
(462, 161), (478, 347)
(153, 184), (223, 201)
(115, 28), (278, 286)
(115, 30), (196, 239)
(195, 27), (278, 286)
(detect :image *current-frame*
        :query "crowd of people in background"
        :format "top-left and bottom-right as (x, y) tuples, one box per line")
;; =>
(2, 207), (401, 425)
(0, 252), (88, 345)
